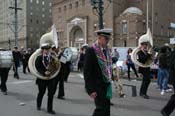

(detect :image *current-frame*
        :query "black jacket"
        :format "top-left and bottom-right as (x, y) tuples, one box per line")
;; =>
(83, 47), (109, 95)
(137, 50), (151, 74)
(35, 55), (48, 76)
(158, 53), (168, 69)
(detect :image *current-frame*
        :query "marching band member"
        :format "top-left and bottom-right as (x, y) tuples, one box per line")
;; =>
(84, 28), (113, 116)
(35, 43), (56, 114)
(138, 41), (152, 99)
(51, 45), (65, 99)
(0, 48), (13, 95)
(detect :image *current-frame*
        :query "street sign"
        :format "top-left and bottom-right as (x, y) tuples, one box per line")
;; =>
(170, 38), (175, 44)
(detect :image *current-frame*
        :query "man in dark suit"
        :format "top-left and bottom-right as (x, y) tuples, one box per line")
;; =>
(35, 43), (56, 114)
(12, 46), (21, 79)
(138, 42), (152, 99)
(84, 28), (113, 116)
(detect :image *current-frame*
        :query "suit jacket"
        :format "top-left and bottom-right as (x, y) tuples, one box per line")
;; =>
(35, 55), (48, 76)
(137, 50), (151, 74)
(83, 47), (109, 96)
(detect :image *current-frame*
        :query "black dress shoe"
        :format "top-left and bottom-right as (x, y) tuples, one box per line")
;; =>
(161, 109), (168, 116)
(57, 96), (65, 100)
(48, 110), (56, 114)
(141, 95), (149, 99)
(110, 102), (114, 106)
(3, 91), (7, 95)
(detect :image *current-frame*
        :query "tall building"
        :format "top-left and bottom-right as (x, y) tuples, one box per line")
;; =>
(0, 0), (26, 49)
(27, 0), (52, 48)
(52, 0), (175, 48)
(0, 0), (52, 49)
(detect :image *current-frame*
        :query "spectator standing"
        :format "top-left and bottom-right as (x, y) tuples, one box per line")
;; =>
(112, 48), (119, 64)
(126, 48), (139, 81)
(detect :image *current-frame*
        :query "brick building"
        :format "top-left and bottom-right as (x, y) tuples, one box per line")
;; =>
(52, 0), (175, 48)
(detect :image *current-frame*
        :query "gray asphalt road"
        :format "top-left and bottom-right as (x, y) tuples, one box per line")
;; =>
(0, 68), (174, 116)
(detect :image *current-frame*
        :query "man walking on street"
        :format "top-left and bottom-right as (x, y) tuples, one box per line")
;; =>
(84, 28), (113, 116)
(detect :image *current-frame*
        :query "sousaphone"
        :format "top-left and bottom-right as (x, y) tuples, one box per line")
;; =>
(131, 28), (154, 67)
(28, 25), (61, 80)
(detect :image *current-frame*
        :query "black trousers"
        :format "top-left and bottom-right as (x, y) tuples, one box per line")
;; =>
(140, 73), (151, 96)
(64, 63), (70, 82)
(0, 68), (10, 92)
(127, 63), (138, 80)
(13, 63), (19, 78)
(57, 77), (64, 97)
(53, 63), (65, 97)
(93, 87), (110, 116)
(22, 61), (28, 73)
(53, 76), (65, 97)
(36, 78), (55, 111)
(162, 94), (175, 116)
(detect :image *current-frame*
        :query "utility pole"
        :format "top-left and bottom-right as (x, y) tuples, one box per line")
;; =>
(146, 0), (149, 30)
(9, 0), (22, 47)
(91, 0), (104, 29)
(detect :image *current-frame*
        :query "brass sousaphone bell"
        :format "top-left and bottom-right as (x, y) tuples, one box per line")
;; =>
(28, 25), (61, 80)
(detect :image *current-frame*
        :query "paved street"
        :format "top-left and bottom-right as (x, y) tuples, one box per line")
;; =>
(0, 67), (175, 116)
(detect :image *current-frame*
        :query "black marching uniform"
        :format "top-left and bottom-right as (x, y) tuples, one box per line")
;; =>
(0, 68), (10, 94)
(35, 54), (56, 114)
(12, 49), (21, 79)
(84, 47), (111, 116)
(53, 53), (65, 99)
(138, 50), (151, 99)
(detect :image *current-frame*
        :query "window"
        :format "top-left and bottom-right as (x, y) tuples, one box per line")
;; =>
(49, 9), (52, 13)
(36, 7), (39, 11)
(69, 4), (72, 9)
(82, 0), (85, 6)
(42, 21), (45, 24)
(58, 8), (61, 13)
(42, 1), (45, 5)
(155, 12), (158, 24)
(36, 0), (39, 4)
(42, 8), (45, 12)
(30, 0), (33, 3)
(49, 2), (52, 7)
(42, 14), (45, 18)
(64, 5), (67, 11)
(30, 12), (33, 16)
(30, 33), (33, 37)
(161, 25), (164, 36)
(30, 27), (33, 32)
(30, 19), (32, 23)
(142, 20), (146, 33)
(36, 20), (39, 24)
(75, 1), (79, 8)
(122, 22), (127, 34)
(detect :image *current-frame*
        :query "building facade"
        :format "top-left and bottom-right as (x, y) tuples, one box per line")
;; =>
(26, 0), (52, 49)
(0, 0), (52, 49)
(52, 0), (175, 48)
(0, 0), (26, 49)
